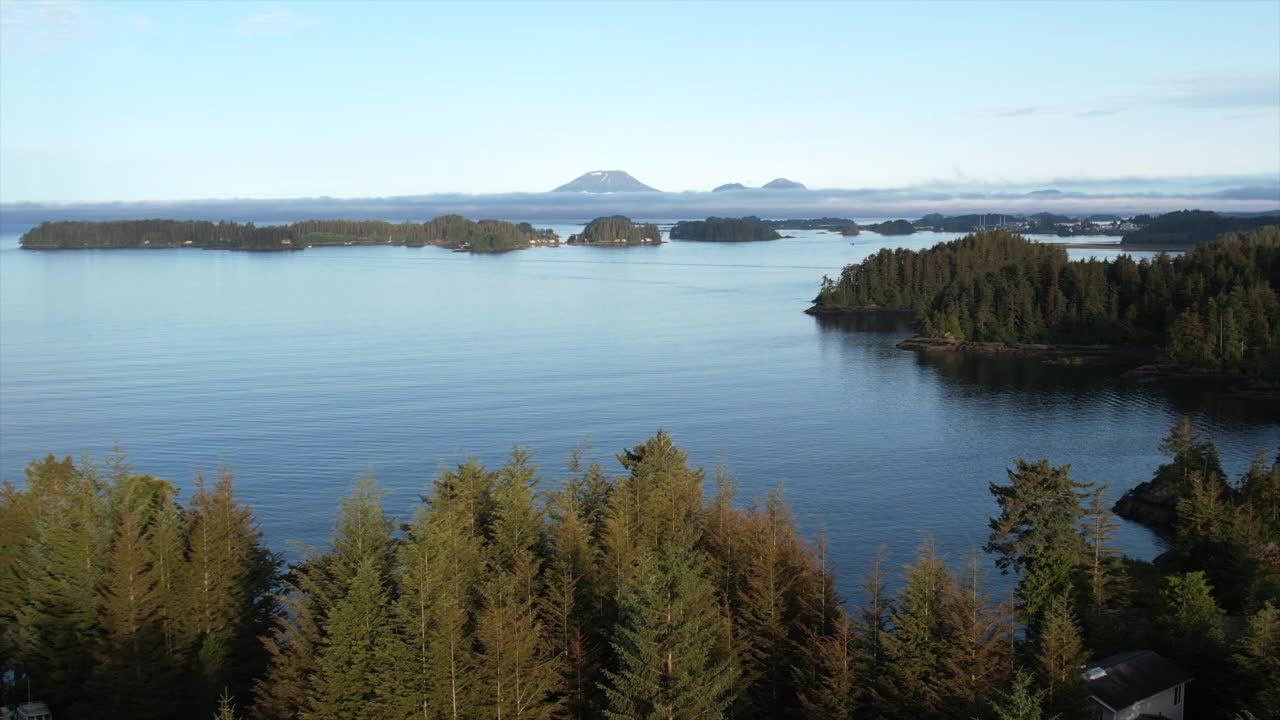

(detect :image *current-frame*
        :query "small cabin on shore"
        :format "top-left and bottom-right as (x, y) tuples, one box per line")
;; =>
(1085, 650), (1191, 720)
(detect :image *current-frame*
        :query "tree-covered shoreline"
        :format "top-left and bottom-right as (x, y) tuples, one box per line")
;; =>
(810, 228), (1280, 380)
(2, 424), (1276, 719)
(18, 217), (559, 253)
(669, 216), (781, 242)
(566, 216), (661, 246)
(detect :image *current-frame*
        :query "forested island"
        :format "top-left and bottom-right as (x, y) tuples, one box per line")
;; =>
(18, 217), (559, 253)
(839, 223), (860, 236)
(669, 216), (781, 242)
(765, 217), (854, 230)
(862, 219), (916, 235)
(2, 424), (1277, 719)
(565, 215), (662, 246)
(810, 227), (1280, 383)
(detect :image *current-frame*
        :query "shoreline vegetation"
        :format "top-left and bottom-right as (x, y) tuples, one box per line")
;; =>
(669, 216), (781, 242)
(19, 217), (563, 253)
(3, 423), (1277, 719)
(565, 215), (662, 246)
(808, 226), (1280, 397)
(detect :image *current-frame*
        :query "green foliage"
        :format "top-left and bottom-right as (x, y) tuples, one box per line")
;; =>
(1035, 596), (1087, 716)
(11, 429), (1277, 720)
(863, 219), (916, 235)
(1232, 602), (1280, 719)
(19, 217), (556, 253)
(813, 227), (1280, 377)
(601, 542), (738, 720)
(569, 216), (661, 245)
(669, 217), (781, 242)
(989, 669), (1051, 720)
(986, 459), (1089, 626)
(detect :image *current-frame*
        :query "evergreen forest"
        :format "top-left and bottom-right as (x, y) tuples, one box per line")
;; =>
(812, 227), (1280, 378)
(566, 217), (662, 245)
(2, 425), (1278, 719)
(18, 218), (557, 253)
(669, 217), (781, 242)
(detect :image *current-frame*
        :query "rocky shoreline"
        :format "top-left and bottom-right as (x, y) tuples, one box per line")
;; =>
(893, 336), (1159, 367)
(803, 304), (915, 317)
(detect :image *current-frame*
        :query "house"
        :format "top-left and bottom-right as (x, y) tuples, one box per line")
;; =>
(1085, 650), (1192, 720)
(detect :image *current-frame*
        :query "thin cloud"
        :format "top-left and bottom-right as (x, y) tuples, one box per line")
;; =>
(999, 71), (1280, 119)
(237, 8), (313, 37)
(995, 106), (1053, 118)
(0, 0), (86, 40)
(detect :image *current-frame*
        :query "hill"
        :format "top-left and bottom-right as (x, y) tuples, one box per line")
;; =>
(552, 170), (659, 193)
(712, 183), (748, 192)
(762, 178), (806, 190)
(1121, 209), (1280, 246)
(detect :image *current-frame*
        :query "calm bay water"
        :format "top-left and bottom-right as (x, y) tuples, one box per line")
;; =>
(2, 223), (1276, 598)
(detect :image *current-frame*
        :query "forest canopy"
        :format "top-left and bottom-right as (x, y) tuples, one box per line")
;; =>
(567, 216), (661, 245)
(18, 217), (557, 253)
(669, 216), (782, 242)
(3, 425), (1277, 719)
(811, 227), (1280, 378)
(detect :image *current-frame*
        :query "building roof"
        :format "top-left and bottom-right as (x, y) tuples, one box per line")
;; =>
(1086, 650), (1192, 711)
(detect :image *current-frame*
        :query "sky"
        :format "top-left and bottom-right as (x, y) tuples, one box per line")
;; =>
(1, 0), (1278, 204)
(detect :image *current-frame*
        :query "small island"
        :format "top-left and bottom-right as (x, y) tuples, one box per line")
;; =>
(862, 219), (916, 235)
(711, 183), (748, 192)
(839, 223), (860, 236)
(18, 217), (559, 253)
(566, 216), (662, 246)
(669, 216), (781, 242)
(766, 217), (853, 230)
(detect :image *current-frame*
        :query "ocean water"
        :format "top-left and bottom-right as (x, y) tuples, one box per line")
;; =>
(2, 223), (1276, 598)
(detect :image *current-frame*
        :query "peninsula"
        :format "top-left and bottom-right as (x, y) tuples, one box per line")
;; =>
(808, 226), (1280, 388)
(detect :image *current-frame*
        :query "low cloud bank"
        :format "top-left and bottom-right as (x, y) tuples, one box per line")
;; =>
(3, 182), (1277, 226)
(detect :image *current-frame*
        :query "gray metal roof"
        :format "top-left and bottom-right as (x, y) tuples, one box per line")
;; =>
(1086, 650), (1192, 711)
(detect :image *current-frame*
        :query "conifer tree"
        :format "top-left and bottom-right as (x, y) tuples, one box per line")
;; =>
(422, 463), (487, 720)
(989, 669), (1049, 720)
(853, 549), (891, 696)
(602, 543), (737, 720)
(1080, 484), (1122, 612)
(1231, 602), (1280, 719)
(214, 689), (245, 720)
(543, 463), (606, 718)
(91, 506), (177, 719)
(1035, 596), (1087, 717)
(474, 449), (559, 719)
(185, 469), (279, 713)
(798, 609), (857, 720)
(935, 555), (1014, 717)
(1158, 571), (1224, 657)
(737, 486), (803, 716)
(875, 537), (953, 719)
(986, 459), (1089, 626)
(307, 556), (395, 720)
(12, 455), (108, 714)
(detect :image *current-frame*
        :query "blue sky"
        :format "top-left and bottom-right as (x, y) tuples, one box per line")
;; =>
(1, 0), (1278, 203)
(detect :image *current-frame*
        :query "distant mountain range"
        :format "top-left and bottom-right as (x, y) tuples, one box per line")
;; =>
(552, 171), (658, 193)
(711, 179), (807, 191)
